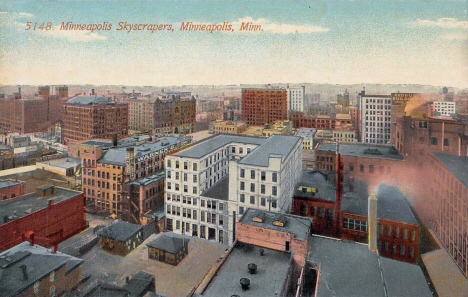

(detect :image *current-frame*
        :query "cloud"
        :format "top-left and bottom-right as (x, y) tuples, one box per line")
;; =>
(416, 18), (468, 29)
(18, 12), (34, 18)
(37, 25), (108, 41)
(233, 17), (329, 34)
(443, 33), (468, 40)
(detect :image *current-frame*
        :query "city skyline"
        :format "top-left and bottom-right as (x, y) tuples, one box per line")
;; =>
(0, 1), (467, 88)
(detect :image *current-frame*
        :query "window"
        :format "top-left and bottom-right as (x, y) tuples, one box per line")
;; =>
(184, 162), (188, 170)
(167, 160), (172, 168)
(240, 169), (245, 178)
(240, 194), (245, 203)
(400, 245), (405, 256)
(395, 227), (400, 238)
(250, 196), (255, 204)
(387, 226), (392, 237)
(271, 199), (277, 208)
(392, 244), (397, 254)
(193, 163), (198, 171)
(251, 170), (255, 179)
(239, 206), (244, 215)
(193, 175), (197, 183)
(201, 211), (205, 222)
(300, 204), (308, 215)
(369, 165), (374, 173)
(272, 173), (277, 182)
(261, 171), (266, 181)
(360, 164), (364, 172)
(167, 182), (171, 190)
(193, 187), (197, 194)
(250, 183), (255, 192)
(184, 185), (188, 193)
(201, 200), (205, 207)
(411, 230), (416, 241)
(272, 186), (277, 196)
(431, 137), (438, 145)
(261, 197), (266, 206)
(384, 242), (389, 252)
(349, 163), (354, 172)
(343, 218), (368, 231)
(50, 285), (56, 297)
(403, 229), (408, 240)
(444, 138), (450, 146)
(239, 148), (243, 154)
(240, 182), (245, 191)
(232, 147), (236, 153)
(50, 271), (55, 282)
(261, 184), (265, 194)
(410, 247), (415, 258)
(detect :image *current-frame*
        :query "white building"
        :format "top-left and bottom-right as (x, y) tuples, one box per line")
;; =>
(287, 86), (306, 113)
(165, 134), (302, 244)
(433, 101), (456, 117)
(359, 92), (392, 144)
(295, 128), (316, 150)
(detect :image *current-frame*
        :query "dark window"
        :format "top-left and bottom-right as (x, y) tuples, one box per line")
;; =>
(431, 137), (438, 145)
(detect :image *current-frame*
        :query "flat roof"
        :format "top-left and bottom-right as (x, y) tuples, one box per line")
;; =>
(201, 176), (229, 201)
(67, 96), (116, 106)
(96, 221), (143, 242)
(0, 187), (82, 226)
(174, 134), (266, 159)
(294, 170), (336, 201)
(295, 128), (317, 138)
(309, 236), (433, 297)
(341, 143), (403, 160)
(201, 245), (292, 297)
(240, 209), (312, 241)
(100, 136), (181, 166)
(146, 233), (189, 254)
(239, 135), (301, 167)
(38, 158), (81, 169)
(0, 242), (83, 297)
(127, 171), (165, 186)
(434, 153), (468, 188)
(0, 180), (22, 189)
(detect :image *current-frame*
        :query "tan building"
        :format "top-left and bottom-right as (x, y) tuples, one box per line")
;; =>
(129, 94), (196, 135)
(208, 120), (248, 134)
(62, 96), (129, 145)
(242, 121), (293, 138)
(81, 136), (187, 222)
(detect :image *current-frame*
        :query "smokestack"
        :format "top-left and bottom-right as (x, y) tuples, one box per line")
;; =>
(18, 87), (21, 96)
(53, 244), (58, 254)
(112, 133), (118, 147)
(20, 265), (28, 281)
(368, 193), (378, 253)
(91, 89), (95, 96)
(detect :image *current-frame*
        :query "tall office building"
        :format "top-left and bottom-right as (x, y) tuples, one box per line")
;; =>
(287, 86), (306, 113)
(359, 90), (392, 144)
(62, 96), (128, 145)
(242, 88), (288, 125)
(165, 134), (302, 244)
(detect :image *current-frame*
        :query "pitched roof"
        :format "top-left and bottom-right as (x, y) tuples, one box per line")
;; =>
(96, 221), (143, 242)
(147, 233), (189, 254)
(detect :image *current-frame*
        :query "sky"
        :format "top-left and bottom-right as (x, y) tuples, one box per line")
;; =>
(0, 0), (467, 88)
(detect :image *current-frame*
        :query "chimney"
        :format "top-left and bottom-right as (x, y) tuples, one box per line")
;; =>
(29, 232), (35, 247)
(53, 244), (58, 254)
(368, 193), (378, 253)
(112, 133), (118, 147)
(18, 87), (21, 96)
(126, 276), (131, 283)
(91, 89), (95, 96)
(20, 265), (28, 281)
(48, 200), (54, 208)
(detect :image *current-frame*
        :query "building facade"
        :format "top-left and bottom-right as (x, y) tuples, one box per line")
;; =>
(0, 180), (26, 201)
(165, 134), (302, 245)
(62, 96), (129, 145)
(359, 91), (392, 144)
(287, 86), (306, 113)
(433, 101), (457, 117)
(242, 88), (288, 126)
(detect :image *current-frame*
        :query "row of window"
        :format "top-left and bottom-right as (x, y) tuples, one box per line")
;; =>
(240, 169), (277, 182)
(383, 242), (415, 258)
(167, 182), (198, 194)
(167, 219), (224, 243)
(240, 182), (277, 196)
(240, 195), (278, 208)
(349, 163), (391, 174)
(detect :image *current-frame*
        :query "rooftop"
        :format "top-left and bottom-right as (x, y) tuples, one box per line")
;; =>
(67, 96), (116, 106)
(294, 170), (336, 202)
(127, 171), (165, 187)
(200, 245), (292, 297)
(146, 233), (189, 254)
(38, 158), (81, 169)
(239, 135), (301, 167)
(83, 271), (155, 297)
(0, 180), (23, 189)
(434, 153), (468, 188)
(0, 242), (83, 297)
(0, 187), (82, 225)
(295, 128), (317, 138)
(201, 176), (229, 201)
(240, 209), (312, 241)
(100, 136), (181, 166)
(96, 221), (143, 242)
(309, 236), (433, 297)
(174, 134), (266, 159)
(317, 143), (404, 161)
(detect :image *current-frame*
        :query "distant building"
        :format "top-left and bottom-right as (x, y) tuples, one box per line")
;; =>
(0, 180), (26, 201)
(242, 121), (293, 138)
(337, 89), (350, 108)
(165, 134), (302, 245)
(0, 86), (64, 134)
(0, 185), (86, 253)
(147, 232), (189, 266)
(290, 112), (355, 131)
(96, 221), (144, 256)
(62, 96), (129, 145)
(0, 241), (84, 297)
(208, 120), (248, 135)
(295, 128), (316, 151)
(129, 94), (196, 135)
(359, 90), (392, 144)
(287, 86), (306, 113)
(242, 88), (288, 125)
(433, 101), (457, 116)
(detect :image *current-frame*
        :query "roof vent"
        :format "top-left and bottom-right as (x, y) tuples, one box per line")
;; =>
(240, 278), (250, 291)
(252, 211), (266, 223)
(272, 215), (289, 227)
(363, 148), (382, 155)
(248, 263), (257, 274)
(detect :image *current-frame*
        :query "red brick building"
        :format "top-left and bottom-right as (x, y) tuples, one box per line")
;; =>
(0, 180), (26, 201)
(0, 185), (86, 252)
(242, 88), (288, 125)
(290, 111), (355, 130)
(62, 96), (128, 145)
(293, 170), (420, 263)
